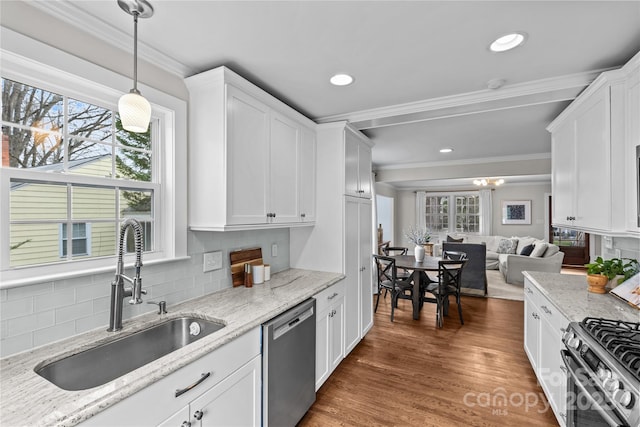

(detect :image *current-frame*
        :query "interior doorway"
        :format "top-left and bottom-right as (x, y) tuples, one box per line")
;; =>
(547, 195), (590, 266)
(376, 195), (394, 246)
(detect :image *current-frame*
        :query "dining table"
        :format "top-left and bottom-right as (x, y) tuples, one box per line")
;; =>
(389, 254), (441, 320)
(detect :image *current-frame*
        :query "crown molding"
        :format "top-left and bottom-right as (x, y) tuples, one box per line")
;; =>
(317, 69), (613, 129)
(28, 0), (191, 77)
(374, 152), (551, 171)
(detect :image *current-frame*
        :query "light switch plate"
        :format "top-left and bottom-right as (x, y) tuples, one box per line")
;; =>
(271, 243), (278, 257)
(203, 251), (223, 272)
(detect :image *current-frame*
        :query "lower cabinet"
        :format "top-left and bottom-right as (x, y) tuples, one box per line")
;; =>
(81, 327), (261, 427)
(524, 278), (568, 427)
(314, 280), (345, 390)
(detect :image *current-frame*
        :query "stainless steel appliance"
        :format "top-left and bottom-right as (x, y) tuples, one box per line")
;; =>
(562, 317), (639, 427)
(262, 298), (316, 427)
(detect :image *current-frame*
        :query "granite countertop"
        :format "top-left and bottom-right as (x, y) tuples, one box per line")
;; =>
(524, 271), (639, 323)
(0, 269), (343, 427)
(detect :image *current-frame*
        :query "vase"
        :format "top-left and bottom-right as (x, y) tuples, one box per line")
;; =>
(586, 274), (608, 294)
(414, 245), (425, 262)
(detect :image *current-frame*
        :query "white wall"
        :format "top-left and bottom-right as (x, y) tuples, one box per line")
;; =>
(396, 183), (552, 247)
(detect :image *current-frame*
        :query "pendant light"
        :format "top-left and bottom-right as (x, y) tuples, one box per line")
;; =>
(117, 0), (154, 133)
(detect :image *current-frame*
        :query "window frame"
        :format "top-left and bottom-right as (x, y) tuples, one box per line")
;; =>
(421, 191), (481, 236)
(0, 31), (187, 288)
(60, 222), (92, 258)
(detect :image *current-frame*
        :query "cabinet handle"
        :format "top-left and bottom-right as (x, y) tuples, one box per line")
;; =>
(301, 213), (306, 218)
(182, 422), (191, 427)
(560, 412), (566, 420)
(525, 287), (533, 294)
(541, 305), (552, 315)
(329, 311), (333, 318)
(560, 327), (566, 333)
(327, 292), (338, 300)
(193, 410), (204, 421)
(532, 312), (539, 320)
(175, 372), (211, 398)
(560, 365), (567, 373)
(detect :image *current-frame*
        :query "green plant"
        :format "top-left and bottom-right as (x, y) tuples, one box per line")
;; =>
(585, 257), (640, 284)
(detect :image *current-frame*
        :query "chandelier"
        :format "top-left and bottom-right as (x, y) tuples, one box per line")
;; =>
(473, 178), (505, 186)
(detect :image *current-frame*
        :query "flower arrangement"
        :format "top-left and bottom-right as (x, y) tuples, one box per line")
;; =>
(404, 226), (431, 246)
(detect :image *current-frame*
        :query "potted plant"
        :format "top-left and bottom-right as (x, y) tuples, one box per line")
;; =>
(404, 226), (431, 262)
(585, 257), (639, 293)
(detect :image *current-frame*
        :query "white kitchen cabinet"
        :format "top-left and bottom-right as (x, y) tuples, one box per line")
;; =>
(81, 328), (261, 427)
(624, 54), (640, 234)
(548, 51), (639, 236)
(290, 122), (374, 359)
(314, 280), (345, 390)
(345, 127), (372, 198)
(524, 279), (568, 427)
(185, 66), (317, 231)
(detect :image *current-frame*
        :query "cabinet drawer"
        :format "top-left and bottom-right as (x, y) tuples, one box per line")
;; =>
(314, 280), (345, 313)
(538, 300), (569, 334)
(82, 327), (261, 426)
(524, 281), (543, 308)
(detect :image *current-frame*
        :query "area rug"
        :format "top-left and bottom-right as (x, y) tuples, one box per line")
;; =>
(486, 270), (524, 301)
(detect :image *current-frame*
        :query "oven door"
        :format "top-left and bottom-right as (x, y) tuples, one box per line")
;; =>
(561, 351), (628, 427)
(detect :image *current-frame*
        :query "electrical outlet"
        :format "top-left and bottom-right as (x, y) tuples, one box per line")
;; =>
(203, 251), (223, 272)
(271, 243), (278, 257)
(615, 249), (622, 258)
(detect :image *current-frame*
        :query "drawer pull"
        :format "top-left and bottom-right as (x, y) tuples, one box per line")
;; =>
(525, 287), (533, 294)
(175, 372), (211, 398)
(327, 292), (339, 300)
(541, 305), (552, 315)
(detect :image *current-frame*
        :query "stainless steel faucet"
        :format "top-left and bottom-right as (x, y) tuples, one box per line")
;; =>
(108, 218), (146, 332)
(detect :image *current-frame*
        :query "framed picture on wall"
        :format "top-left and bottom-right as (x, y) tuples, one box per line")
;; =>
(502, 200), (531, 225)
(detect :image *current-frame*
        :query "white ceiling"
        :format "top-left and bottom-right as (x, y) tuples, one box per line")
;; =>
(23, 0), (640, 189)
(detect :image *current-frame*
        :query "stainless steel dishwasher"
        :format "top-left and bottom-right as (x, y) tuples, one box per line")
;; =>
(262, 298), (316, 427)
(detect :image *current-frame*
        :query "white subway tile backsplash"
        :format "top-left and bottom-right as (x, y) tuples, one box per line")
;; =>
(0, 228), (290, 357)
(33, 321), (75, 348)
(55, 301), (93, 324)
(0, 297), (34, 321)
(0, 333), (33, 358)
(34, 288), (75, 312)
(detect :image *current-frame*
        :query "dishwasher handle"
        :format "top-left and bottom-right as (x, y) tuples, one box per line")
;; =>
(272, 305), (314, 340)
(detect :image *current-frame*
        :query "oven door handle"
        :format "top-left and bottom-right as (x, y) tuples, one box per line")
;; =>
(561, 351), (626, 427)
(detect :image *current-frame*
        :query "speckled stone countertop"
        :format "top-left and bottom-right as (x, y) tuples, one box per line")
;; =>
(524, 271), (639, 323)
(0, 269), (343, 427)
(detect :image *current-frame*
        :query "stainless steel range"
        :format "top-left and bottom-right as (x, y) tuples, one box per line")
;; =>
(562, 317), (640, 427)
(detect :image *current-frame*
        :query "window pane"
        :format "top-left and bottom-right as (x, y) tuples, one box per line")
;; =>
(10, 181), (67, 220)
(67, 139), (114, 177)
(120, 189), (152, 218)
(68, 98), (112, 141)
(72, 186), (116, 219)
(2, 78), (64, 168)
(90, 222), (117, 257)
(116, 147), (151, 182)
(10, 223), (61, 267)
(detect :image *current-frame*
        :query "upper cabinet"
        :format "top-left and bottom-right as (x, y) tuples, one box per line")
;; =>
(344, 127), (372, 199)
(185, 67), (317, 231)
(548, 51), (640, 237)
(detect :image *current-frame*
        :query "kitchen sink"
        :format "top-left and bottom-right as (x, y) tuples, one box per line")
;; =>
(35, 317), (225, 391)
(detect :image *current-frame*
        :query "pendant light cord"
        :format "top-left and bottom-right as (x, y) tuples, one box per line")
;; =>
(132, 11), (139, 94)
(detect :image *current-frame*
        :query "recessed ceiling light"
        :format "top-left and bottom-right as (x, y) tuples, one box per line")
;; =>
(489, 32), (527, 52)
(330, 73), (354, 86)
(439, 148), (453, 153)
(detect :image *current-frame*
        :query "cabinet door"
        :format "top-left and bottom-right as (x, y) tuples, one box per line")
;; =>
(226, 85), (270, 225)
(191, 355), (261, 427)
(344, 197), (361, 354)
(357, 143), (372, 199)
(344, 130), (360, 197)
(551, 121), (576, 227)
(626, 65), (640, 233)
(539, 315), (568, 425)
(329, 296), (345, 372)
(299, 127), (316, 222)
(270, 112), (300, 223)
(315, 305), (331, 390)
(574, 86), (611, 230)
(359, 199), (373, 336)
(157, 406), (190, 427)
(523, 291), (540, 371)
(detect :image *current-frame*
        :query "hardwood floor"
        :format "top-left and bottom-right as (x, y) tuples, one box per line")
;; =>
(299, 295), (559, 427)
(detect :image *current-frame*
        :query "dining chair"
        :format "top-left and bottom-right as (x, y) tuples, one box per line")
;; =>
(381, 246), (411, 279)
(373, 255), (414, 321)
(421, 259), (467, 328)
(442, 250), (467, 261)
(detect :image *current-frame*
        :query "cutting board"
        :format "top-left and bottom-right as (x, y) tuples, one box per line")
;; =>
(229, 247), (263, 287)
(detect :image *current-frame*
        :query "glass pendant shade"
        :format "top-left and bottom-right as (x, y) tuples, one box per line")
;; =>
(119, 91), (151, 133)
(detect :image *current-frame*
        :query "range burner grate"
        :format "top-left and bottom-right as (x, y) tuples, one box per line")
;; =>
(581, 317), (640, 381)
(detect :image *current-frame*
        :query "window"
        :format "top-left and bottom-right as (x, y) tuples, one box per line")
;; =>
(422, 192), (480, 235)
(3, 78), (156, 269)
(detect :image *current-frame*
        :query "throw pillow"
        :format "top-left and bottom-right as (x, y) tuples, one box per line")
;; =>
(530, 242), (548, 257)
(520, 244), (535, 256)
(497, 238), (518, 254)
(544, 245), (560, 257)
(447, 235), (464, 243)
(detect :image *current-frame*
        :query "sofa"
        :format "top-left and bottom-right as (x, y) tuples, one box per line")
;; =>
(443, 235), (565, 286)
(441, 242), (487, 296)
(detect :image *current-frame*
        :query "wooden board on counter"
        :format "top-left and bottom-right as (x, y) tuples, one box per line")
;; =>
(230, 247), (263, 287)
